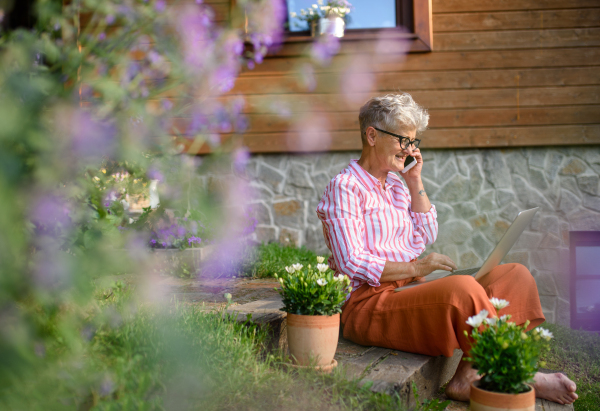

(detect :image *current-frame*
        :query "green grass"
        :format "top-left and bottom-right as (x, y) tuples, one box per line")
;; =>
(0, 283), (405, 410)
(540, 323), (600, 411)
(240, 242), (328, 278)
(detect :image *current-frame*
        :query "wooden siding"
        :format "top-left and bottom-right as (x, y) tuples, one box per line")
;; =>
(191, 0), (600, 152)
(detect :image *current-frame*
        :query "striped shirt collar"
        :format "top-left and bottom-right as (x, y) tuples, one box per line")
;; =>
(348, 160), (398, 191)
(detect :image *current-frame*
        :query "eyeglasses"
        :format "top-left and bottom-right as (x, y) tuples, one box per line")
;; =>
(373, 127), (421, 150)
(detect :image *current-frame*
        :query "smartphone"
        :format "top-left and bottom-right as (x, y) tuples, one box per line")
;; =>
(401, 155), (417, 174)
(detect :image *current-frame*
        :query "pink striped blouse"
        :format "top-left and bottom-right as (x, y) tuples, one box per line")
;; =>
(316, 160), (438, 295)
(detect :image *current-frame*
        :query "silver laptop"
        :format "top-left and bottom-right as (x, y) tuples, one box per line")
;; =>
(394, 207), (539, 292)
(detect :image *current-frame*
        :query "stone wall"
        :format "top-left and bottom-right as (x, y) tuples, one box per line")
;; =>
(241, 147), (600, 326)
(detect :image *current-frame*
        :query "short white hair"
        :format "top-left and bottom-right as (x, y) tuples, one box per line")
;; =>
(358, 93), (429, 143)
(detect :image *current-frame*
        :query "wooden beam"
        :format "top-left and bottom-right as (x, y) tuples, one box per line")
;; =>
(203, 86), (600, 113)
(228, 67), (600, 95)
(241, 47), (600, 75)
(171, 105), (600, 136)
(179, 124), (600, 154)
(433, 8), (600, 33)
(432, 0), (600, 14)
(435, 28), (600, 51)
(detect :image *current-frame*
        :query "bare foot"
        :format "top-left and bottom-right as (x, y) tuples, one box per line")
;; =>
(534, 372), (578, 405)
(445, 358), (480, 402)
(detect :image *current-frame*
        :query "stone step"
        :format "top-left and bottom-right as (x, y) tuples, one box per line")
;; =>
(227, 295), (288, 352)
(228, 295), (457, 408)
(336, 339), (462, 410)
(228, 295), (575, 411)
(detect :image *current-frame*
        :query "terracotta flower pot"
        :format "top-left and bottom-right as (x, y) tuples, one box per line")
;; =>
(287, 313), (340, 367)
(470, 381), (535, 411)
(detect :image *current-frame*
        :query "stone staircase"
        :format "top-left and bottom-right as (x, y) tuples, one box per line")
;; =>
(154, 276), (574, 411)
(228, 294), (574, 411)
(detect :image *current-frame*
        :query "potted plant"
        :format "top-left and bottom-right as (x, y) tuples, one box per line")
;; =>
(464, 298), (554, 411)
(274, 256), (351, 371)
(290, 0), (352, 38)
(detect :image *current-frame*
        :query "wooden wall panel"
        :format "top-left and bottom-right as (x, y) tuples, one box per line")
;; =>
(244, 47), (600, 75)
(182, 124), (600, 154)
(431, 0), (600, 13)
(434, 9), (600, 32)
(231, 67), (600, 94)
(207, 0), (600, 151)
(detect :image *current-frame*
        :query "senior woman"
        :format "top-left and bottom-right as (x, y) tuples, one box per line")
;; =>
(316, 93), (578, 404)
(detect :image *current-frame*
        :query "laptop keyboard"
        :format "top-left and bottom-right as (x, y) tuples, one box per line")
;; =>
(448, 267), (480, 276)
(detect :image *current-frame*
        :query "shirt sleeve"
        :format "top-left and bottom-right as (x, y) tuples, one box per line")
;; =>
(408, 201), (439, 246)
(316, 177), (386, 287)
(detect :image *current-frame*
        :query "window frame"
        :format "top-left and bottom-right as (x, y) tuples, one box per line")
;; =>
(280, 0), (432, 52)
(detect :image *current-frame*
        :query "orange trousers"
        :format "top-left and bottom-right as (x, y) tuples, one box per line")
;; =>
(341, 263), (545, 358)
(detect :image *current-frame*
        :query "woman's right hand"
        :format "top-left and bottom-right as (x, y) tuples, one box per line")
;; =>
(413, 253), (457, 278)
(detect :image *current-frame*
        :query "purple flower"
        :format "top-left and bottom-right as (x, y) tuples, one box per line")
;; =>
(177, 6), (214, 72)
(30, 195), (72, 231)
(155, 0), (166, 12)
(150, 239), (157, 245)
(105, 15), (115, 24)
(235, 117), (248, 133)
(188, 110), (208, 135)
(147, 167), (164, 182)
(188, 236), (202, 246)
(98, 32), (106, 41)
(311, 35), (340, 65)
(233, 147), (250, 173)
(100, 376), (115, 397)
(161, 99), (173, 111)
(69, 110), (117, 162)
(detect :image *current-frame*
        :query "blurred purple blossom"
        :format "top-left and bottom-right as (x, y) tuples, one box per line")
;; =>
(188, 110), (209, 135)
(155, 0), (166, 13)
(311, 34), (340, 65)
(188, 236), (202, 246)
(233, 147), (250, 173)
(106, 14), (115, 24)
(298, 63), (316, 91)
(69, 110), (117, 162)
(161, 99), (173, 111)
(235, 117), (248, 133)
(33, 244), (71, 291)
(30, 194), (72, 232)
(177, 5), (214, 72)
(100, 376), (115, 397)
(98, 32), (106, 41)
(212, 66), (237, 93)
(147, 167), (164, 182)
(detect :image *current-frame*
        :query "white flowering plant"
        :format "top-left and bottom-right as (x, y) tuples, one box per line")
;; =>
(290, 0), (353, 25)
(464, 298), (553, 394)
(274, 256), (351, 316)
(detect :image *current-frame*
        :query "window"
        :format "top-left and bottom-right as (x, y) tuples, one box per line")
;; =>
(570, 232), (600, 332)
(282, 0), (431, 51)
(286, 0), (402, 31)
